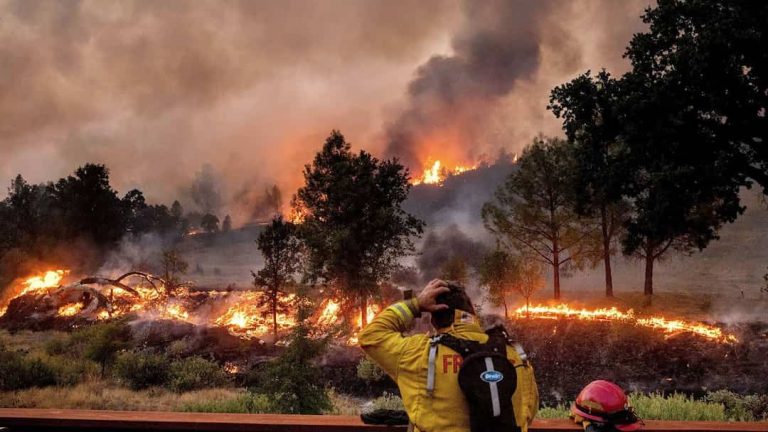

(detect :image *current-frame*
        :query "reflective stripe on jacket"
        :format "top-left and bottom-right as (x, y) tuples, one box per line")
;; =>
(359, 299), (539, 432)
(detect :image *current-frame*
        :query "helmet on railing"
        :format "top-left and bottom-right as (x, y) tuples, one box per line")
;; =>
(571, 380), (643, 431)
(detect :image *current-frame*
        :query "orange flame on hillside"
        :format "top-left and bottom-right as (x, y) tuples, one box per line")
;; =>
(412, 159), (478, 185)
(514, 304), (738, 343)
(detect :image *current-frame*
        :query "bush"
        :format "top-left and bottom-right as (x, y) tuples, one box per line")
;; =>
(114, 351), (170, 390)
(356, 358), (386, 382)
(537, 404), (570, 419)
(44, 335), (70, 356)
(368, 392), (404, 411)
(251, 293), (331, 414)
(40, 354), (95, 386)
(0, 349), (56, 390)
(706, 390), (768, 421)
(629, 393), (727, 421)
(168, 357), (227, 393)
(181, 392), (272, 413)
(71, 321), (131, 376)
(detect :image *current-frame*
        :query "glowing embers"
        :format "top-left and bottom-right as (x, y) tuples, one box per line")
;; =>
(514, 304), (737, 343)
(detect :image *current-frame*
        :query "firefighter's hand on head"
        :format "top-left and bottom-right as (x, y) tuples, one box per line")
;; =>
(416, 279), (450, 313)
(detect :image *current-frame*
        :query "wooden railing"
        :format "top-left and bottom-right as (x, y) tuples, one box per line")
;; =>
(0, 409), (766, 432)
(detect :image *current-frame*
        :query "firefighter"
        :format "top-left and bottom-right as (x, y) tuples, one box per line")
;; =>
(359, 279), (539, 432)
(570, 380), (643, 432)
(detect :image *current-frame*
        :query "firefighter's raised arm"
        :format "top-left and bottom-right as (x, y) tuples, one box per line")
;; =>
(358, 280), (449, 379)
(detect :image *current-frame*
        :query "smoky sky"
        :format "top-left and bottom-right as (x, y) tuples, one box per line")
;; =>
(0, 0), (650, 224)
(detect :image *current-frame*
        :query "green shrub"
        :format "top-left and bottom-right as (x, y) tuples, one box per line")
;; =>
(742, 394), (768, 421)
(368, 392), (404, 411)
(630, 393), (726, 421)
(251, 293), (331, 414)
(44, 335), (70, 356)
(535, 394), (734, 421)
(356, 357), (386, 382)
(706, 390), (768, 421)
(40, 354), (94, 386)
(181, 392), (272, 413)
(0, 349), (56, 390)
(71, 321), (131, 376)
(114, 351), (170, 390)
(168, 357), (227, 393)
(537, 404), (570, 419)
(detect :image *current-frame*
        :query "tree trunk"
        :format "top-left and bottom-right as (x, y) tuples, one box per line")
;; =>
(552, 246), (561, 300)
(272, 297), (278, 339)
(644, 247), (654, 296)
(503, 299), (508, 320)
(601, 205), (614, 297)
(525, 297), (531, 318)
(360, 296), (367, 327)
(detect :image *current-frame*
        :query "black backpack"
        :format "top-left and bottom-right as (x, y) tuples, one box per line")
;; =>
(428, 326), (524, 432)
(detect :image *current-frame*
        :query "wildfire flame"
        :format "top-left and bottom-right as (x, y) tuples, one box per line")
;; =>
(58, 303), (83, 317)
(0, 269), (70, 317)
(213, 292), (297, 339)
(412, 160), (478, 185)
(514, 304), (738, 343)
(20, 270), (68, 296)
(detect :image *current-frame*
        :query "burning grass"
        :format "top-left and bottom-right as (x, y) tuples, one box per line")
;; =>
(513, 304), (738, 343)
(0, 269), (376, 345)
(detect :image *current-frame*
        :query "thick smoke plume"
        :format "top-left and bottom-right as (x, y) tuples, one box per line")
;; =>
(385, 0), (555, 169)
(0, 0), (649, 223)
(385, 0), (650, 172)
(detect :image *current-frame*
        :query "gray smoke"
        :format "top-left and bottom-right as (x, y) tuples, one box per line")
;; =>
(384, 0), (650, 170)
(386, 0), (555, 168)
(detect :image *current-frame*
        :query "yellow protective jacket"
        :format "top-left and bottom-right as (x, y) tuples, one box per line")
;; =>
(359, 298), (539, 432)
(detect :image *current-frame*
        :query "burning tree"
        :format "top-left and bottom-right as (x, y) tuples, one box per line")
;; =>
(479, 250), (544, 317)
(253, 216), (300, 339)
(294, 130), (424, 326)
(482, 137), (598, 299)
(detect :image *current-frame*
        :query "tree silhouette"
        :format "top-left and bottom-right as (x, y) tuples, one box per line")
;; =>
(549, 71), (629, 297)
(294, 130), (424, 326)
(616, 0), (768, 294)
(483, 137), (597, 299)
(253, 216), (300, 339)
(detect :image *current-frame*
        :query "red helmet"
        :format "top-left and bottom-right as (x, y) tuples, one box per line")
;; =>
(571, 380), (642, 431)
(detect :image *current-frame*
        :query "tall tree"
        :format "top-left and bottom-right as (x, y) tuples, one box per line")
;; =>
(222, 215), (232, 232)
(190, 164), (223, 215)
(549, 71), (629, 297)
(53, 164), (126, 245)
(625, 0), (768, 193)
(253, 216), (300, 339)
(200, 213), (220, 233)
(482, 137), (597, 299)
(613, 0), (768, 294)
(294, 130), (424, 326)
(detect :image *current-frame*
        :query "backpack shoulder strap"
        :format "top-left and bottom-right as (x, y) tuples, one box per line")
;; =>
(438, 333), (483, 358)
(486, 325), (529, 365)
